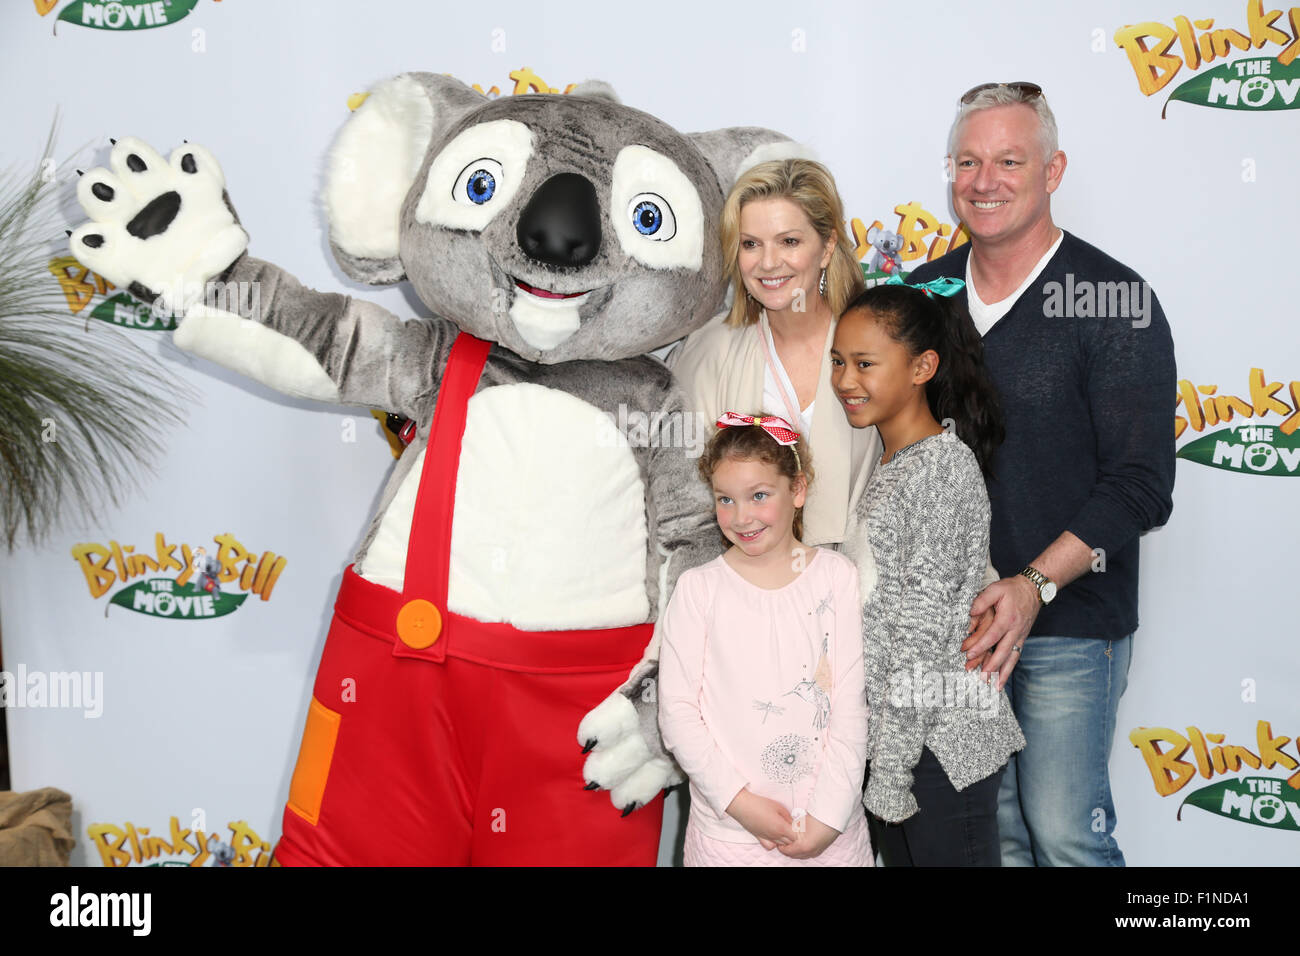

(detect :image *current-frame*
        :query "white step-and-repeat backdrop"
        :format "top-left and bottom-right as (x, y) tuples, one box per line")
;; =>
(0, 0), (1296, 866)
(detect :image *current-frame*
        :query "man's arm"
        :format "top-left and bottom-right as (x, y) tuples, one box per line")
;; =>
(965, 266), (1176, 687)
(966, 531), (1094, 686)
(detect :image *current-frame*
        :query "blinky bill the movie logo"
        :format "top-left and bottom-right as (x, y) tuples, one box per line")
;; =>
(1175, 369), (1300, 476)
(1115, 0), (1300, 115)
(89, 816), (277, 867)
(72, 532), (287, 619)
(1131, 721), (1300, 831)
(36, 0), (202, 33)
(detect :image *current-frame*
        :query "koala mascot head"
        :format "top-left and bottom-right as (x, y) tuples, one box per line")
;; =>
(866, 224), (904, 258)
(323, 73), (795, 362)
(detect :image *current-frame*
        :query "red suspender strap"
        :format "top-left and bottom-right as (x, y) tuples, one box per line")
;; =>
(393, 332), (492, 658)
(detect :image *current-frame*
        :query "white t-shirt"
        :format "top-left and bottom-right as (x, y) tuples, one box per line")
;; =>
(966, 230), (1064, 337)
(761, 319), (815, 436)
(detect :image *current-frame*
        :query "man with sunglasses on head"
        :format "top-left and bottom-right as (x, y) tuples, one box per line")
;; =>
(906, 82), (1176, 867)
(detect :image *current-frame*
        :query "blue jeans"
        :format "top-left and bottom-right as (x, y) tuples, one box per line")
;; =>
(998, 634), (1132, 867)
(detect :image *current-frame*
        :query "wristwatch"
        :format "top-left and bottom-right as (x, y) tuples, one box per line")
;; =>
(1019, 565), (1057, 605)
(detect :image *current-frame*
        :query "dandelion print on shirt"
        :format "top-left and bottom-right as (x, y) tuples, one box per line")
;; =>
(762, 732), (814, 782)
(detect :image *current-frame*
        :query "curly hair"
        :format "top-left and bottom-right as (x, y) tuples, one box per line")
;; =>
(697, 418), (814, 541)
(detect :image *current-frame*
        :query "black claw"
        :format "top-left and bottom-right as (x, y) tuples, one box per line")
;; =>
(583, 781), (601, 791)
(183, 138), (188, 143)
(581, 738), (597, 754)
(110, 138), (116, 145)
(76, 169), (83, 176)
(621, 803), (639, 818)
(65, 230), (72, 237)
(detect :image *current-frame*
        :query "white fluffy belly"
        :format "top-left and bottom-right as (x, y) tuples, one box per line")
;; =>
(361, 382), (650, 629)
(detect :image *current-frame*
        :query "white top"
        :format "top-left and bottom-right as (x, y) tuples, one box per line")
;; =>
(965, 230), (1064, 337)
(668, 308), (884, 547)
(760, 318), (815, 436)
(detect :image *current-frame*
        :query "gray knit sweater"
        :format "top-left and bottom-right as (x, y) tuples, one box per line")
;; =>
(840, 432), (1025, 823)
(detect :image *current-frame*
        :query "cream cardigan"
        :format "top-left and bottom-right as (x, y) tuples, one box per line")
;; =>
(668, 309), (881, 548)
(668, 310), (997, 597)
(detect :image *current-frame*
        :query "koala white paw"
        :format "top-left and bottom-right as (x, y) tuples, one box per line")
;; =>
(69, 137), (248, 314)
(578, 691), (684, 816)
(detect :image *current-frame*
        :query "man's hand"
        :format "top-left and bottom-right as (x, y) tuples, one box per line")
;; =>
(777, 813), (840, 860)
(725, 789), (797, 849)
(966, 574), (1041, 689)
(963, 531), (1096, 689)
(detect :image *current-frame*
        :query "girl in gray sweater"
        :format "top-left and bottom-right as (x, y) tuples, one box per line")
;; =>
(831, 278), (1024, 866)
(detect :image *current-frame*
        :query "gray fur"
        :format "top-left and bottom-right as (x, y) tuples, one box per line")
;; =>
(688, 127), (798, 197)
(398, 85), (727, 362)
(211, 75), (792, 615)
(328, 241), (408, 287)
(569, 79), (621, 102)
(223, 246), (719, 603)
(103, 77), (794, 818)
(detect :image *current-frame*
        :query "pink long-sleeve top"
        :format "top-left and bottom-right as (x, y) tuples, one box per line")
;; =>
(658, 547), (868, 842)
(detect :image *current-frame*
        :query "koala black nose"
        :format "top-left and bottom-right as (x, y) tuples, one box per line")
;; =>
(516, 173), (601, 268)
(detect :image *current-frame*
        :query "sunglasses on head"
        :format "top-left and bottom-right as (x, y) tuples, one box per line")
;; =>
(960, 81), (1044, 104)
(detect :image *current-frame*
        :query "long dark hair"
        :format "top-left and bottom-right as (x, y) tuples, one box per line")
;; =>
(842, 283), (1004, 476)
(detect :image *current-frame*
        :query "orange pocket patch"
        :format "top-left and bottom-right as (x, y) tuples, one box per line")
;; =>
(287, 697), (341, 826)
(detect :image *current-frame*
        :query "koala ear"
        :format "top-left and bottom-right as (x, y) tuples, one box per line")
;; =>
(324, 72), (486, 283)
(688, 128), (818, 196)
(866, 225), (881, 243)
(568, 79), (621, 103)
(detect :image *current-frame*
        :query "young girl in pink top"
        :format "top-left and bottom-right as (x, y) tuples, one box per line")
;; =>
(658, 413), (872, 866)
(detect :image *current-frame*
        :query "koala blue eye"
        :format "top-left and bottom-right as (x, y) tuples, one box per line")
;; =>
(633, 200), (661, 235)
(467, 169), (496, 204)
(626, 192), (676, 242)
(453, 158), (505, 207)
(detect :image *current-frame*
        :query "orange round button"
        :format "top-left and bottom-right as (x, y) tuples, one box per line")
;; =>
(396, 599), (442, 649)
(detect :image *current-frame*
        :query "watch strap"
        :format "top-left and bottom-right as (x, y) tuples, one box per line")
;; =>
(1019, 565), (1051, 604)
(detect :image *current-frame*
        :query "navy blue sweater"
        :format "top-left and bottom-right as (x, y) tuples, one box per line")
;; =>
(909, 231), (1175, 640)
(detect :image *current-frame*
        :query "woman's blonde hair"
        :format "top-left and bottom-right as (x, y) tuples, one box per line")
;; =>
(720, 159), (864, 329)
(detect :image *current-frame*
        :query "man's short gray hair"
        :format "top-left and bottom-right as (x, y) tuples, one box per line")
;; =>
(947, 85), (1059, 162)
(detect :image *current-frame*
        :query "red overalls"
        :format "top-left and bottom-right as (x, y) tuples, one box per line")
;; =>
(275, 333), (664, 866)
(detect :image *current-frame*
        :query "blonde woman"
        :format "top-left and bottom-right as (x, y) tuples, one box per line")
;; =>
(669, 159), (997, 669)
(669, 158), (870, 547)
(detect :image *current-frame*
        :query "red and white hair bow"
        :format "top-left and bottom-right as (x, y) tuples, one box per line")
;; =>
(716, 412), (803, 471)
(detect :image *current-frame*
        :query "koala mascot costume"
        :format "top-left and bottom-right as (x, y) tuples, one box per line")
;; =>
(70, 74), (793, 866)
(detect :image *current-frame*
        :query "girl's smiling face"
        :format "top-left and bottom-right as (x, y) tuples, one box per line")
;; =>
(830, 307), (927, 430)
(710, 454), (805, 560)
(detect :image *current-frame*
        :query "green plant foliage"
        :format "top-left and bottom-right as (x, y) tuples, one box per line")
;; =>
(0, 123), (188, 549)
